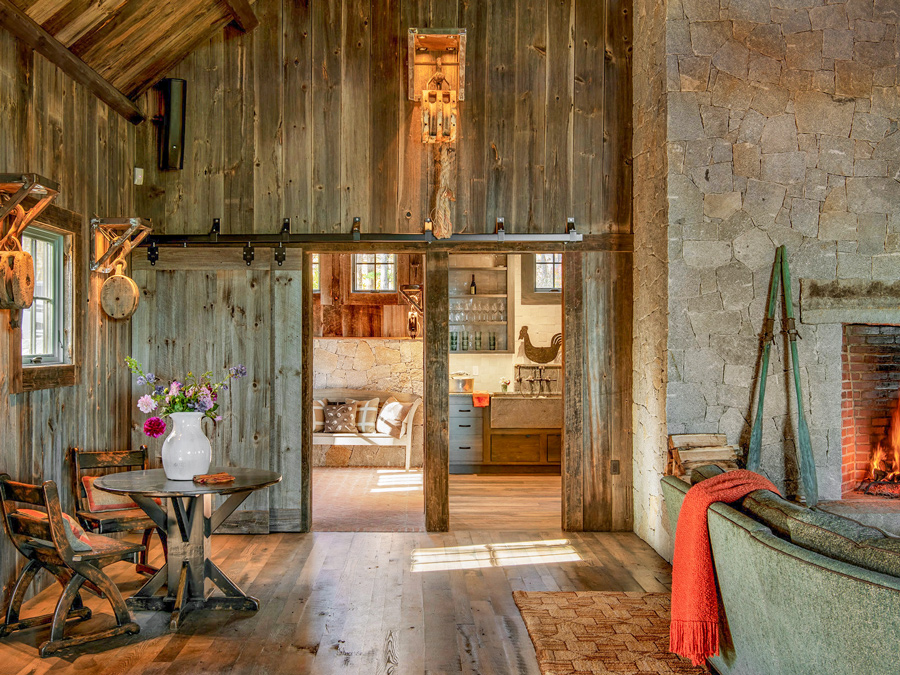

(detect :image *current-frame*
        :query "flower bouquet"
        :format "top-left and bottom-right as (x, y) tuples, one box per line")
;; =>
(500, 377), (510, 393)
(126, 357), (247, 438)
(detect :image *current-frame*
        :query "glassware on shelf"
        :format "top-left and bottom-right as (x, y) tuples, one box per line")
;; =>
(489, 332), (496, 350)
(474, 332), (482, 350)
(450, 332), (458, 351)
(461, 331), (469, 351)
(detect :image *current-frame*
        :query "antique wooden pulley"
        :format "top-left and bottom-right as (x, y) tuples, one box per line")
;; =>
(0, 204), (35, 310)
(100, 260), (139, 320)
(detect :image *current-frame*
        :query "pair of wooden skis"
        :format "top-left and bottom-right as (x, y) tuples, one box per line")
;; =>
(747, 245), (818, 507)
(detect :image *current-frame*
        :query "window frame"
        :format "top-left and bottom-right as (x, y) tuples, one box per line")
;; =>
(7, 204), (83, 393)
(20, 226), (65, 365)
(311, 253), (320, 293)
(520, 253), (562, 306)
(351, 253), (398, 294)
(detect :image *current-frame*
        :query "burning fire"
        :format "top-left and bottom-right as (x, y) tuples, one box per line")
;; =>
(869, 395), (900, 482)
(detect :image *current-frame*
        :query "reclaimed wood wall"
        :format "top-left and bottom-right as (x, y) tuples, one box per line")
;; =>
(0, 34), (137, 597)
(134, 0), (632, 237)
(129, 0), (634, 532)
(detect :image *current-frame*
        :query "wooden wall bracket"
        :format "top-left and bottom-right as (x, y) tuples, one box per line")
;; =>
(0, 174), (60, 242)
(90, 218), (152, 273)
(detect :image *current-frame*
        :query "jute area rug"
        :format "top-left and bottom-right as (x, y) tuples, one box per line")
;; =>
(513, 591), (710, 675)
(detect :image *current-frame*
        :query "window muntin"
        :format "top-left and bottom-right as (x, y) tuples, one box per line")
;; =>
(353, 253), (397, 292)
(534, 253), (562, 292)
(21, 227), (65, 365)
(312, 253), (320, 292)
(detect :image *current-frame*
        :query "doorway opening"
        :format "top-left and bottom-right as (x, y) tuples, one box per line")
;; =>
(309, 251), (426, 532)
(447, 253), (563, 530)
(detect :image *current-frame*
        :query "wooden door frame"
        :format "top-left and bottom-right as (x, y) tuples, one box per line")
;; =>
(298, 244), (585, 533)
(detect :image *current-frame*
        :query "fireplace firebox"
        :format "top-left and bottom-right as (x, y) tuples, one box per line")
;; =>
(841, 325), (900, 495)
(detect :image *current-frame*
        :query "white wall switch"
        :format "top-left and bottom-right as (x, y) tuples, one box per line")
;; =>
(472, 365), (479, 375)
(133, 167), (144, 185)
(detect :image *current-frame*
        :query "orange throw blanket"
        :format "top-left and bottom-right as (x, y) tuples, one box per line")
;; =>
(670, 469), (779, 666)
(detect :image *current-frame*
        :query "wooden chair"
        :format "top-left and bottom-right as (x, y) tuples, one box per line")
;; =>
(71, 446), (166, 575)
(0, 474), (141, 656)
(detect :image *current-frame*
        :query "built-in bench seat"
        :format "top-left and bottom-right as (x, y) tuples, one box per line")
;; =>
(313, 389), (421, 470)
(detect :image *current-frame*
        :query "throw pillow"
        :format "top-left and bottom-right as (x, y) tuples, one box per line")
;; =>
(376, 396), (413, 439)
(350, 397), (380, 433)
(82, 475), (140, 512)
(323, 401), (359, 433)
(16, 508), (92, 552)
(313, 398), (329, 432)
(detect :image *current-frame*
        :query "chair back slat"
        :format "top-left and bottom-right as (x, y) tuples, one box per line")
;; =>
(1, 478), (47, 507)
(7, 512), (53, 542)
(75, 449), (147, 471)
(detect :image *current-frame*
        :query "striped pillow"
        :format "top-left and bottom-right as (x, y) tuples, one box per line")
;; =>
(313, 398), (328, 432)
(349, 397), (380, 433)
(16, 508), (92, 552)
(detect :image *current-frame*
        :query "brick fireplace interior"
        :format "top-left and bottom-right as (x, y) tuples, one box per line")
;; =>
(841, 325), (900, 495)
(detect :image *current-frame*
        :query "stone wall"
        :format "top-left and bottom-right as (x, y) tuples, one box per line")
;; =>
(313, 338), (424, 467)
(634, 0), (900, 559)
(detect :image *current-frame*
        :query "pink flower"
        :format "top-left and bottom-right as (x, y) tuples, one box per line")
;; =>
(143, 417), (166, 438)
(214, 415), (223, 422)
(169, 381), (181, 397)
(137, 394), (157, 413)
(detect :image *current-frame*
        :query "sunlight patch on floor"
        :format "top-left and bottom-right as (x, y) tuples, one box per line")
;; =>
(410, 539), (581, 572)
(371, 470), (423, 493)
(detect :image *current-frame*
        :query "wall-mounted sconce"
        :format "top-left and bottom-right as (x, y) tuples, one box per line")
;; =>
(91, 217), (151, 320)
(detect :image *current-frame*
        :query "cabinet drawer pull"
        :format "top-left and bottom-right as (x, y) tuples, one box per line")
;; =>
(459, 424), (471, 428)
(458, 409), (471, 413)
(459, 446), (471, 450)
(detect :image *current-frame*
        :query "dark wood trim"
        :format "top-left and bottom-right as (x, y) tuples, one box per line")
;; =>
(424, 251), (449, 532)
(0, 0), (145, 125)
(221, 0), (260, 33)
(9, 204), (84, 394)
(520, 253), (562, 306)
(562, 251), (584, 531)
(300, 250), (314, 532)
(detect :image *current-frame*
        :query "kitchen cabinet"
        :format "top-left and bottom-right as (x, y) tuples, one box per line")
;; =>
(448, 253), (514, 354)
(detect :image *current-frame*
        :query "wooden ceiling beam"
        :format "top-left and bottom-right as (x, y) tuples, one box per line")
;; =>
(0, 0), (145, 125)
(221, 0), (259, 32)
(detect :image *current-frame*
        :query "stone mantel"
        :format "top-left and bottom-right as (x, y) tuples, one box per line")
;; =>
(801, 279), (900, 325)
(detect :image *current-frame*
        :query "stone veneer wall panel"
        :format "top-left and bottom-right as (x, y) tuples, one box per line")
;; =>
(664, 0), (900, 508)
(634, 0), (672, 556)
(313, 339), (424, 467)
(634, 0), (900, 561)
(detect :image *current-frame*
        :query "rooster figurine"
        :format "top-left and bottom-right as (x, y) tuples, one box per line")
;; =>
(519, 326), (563, 364)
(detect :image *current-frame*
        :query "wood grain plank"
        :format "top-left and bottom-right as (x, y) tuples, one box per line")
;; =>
(222, 0), (259, 32)
(283, 0), (312, 232)
(562, 251), (584, 531)
(424, 250), (449, 531)
(311, 0), (342, 232)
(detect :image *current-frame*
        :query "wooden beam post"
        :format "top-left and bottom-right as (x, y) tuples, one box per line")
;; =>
(221, 0), (260, 32)
(562, 251), (584, 531)
(300, 250), (314, 532)
(424, 250), (449, 531)
(0, 0), (145, 125)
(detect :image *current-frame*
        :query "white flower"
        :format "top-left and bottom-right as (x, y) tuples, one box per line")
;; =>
(138, 395), (157, 414)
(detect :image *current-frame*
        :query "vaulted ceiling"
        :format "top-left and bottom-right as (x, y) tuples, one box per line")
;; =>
(2, 0), (256, 120)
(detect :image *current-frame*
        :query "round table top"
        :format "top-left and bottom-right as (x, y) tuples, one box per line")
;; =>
(94, 467), (282, 498)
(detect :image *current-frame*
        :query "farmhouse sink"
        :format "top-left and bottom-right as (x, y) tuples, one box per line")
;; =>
(490, 395), (563, 429)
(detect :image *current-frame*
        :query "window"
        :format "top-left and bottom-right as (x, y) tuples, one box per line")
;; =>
(352, 253), (397, 292)
(8, 205), (82, 394)
(21, 227), (65, 364)
(312, 253), (320, 292)
(534, 253), (562, 292)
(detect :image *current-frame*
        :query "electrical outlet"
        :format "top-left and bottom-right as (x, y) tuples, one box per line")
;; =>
(472, 365), (479, 375)
(133, 167), (144, 185)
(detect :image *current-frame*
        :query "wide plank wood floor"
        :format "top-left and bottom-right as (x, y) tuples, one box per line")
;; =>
(0, 529), (671, 674)
(313, 469), (561, 531)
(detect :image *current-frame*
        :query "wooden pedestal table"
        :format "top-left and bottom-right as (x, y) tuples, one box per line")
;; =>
(94, 467), (281, 630)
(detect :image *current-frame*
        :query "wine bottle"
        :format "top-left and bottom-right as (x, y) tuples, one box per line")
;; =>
(469, 274), (476, 295)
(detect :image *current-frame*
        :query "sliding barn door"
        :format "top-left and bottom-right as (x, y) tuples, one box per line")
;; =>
(131, 249), (304, 533)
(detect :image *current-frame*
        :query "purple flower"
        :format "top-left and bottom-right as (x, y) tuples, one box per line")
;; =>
(136, 375), (146, 386)
(145, 372), (156, 383)
(154, 384), (165, 396)
(137, 394), (157, 413)
(143, 417), (166, 438)
(229, 364), (248, 379)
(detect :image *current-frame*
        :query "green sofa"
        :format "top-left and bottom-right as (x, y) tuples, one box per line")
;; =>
(661, 473), (900, 675)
